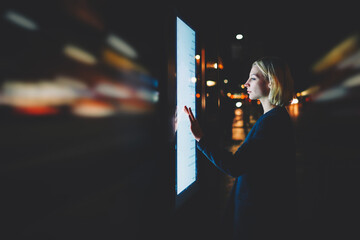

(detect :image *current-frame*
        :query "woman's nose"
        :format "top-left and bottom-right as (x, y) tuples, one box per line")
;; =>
(244, 80), (249, 87)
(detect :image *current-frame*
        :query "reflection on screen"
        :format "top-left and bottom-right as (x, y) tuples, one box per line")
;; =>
(176, 17), (196, 195)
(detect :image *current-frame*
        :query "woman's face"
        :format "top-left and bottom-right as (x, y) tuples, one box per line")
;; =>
(244, 64), (270, 100)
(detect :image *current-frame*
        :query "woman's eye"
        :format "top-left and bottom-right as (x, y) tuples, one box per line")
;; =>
(251, 78), (256, 80)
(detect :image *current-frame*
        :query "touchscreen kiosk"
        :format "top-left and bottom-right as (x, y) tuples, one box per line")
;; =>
(175, 16), (198, 207)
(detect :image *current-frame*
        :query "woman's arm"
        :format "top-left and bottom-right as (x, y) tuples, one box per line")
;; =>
(184, 107), (279, 177)
(184, 106), (274, 177)
(197, 134), (272, 177)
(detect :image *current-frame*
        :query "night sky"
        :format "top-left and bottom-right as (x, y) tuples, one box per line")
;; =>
(174, 1), (360, 92)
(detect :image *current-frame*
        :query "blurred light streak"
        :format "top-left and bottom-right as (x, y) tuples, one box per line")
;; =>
(0, 75), (157, 116)
(206, 80), (216, 87)
(72, 99), (115, 118)
(287, 102), (299, 119)
(337, 49), (360, 70)
(4, 10), (38, 31)
(54, 76), (88, 92)
(0, 80), (81, 107)
(300, 85), (320, 97)
(135, 89), (159, 103)
(107, 34), (138, 59)
(63, 44), (97, 65)
(291, 98), (299, 104)
(313, 87), (347, 102)
(234, 108), (242, 116)
(313, 72), (360, 103)
(118, 99), (154, 114)
(312, 34), (359, 73)
(94, 82), (133, 99)
(342, 73), (360, 88)
(103, 49), (148, 74)
(218, 57), (224, 69)
(232, 108), (245, 141)
(232, 128), (245, 141)
(94, 78), (158, 103)
(230, 93), (247, 99)
(63, 0), (104, 30)
(206, 62), (220, 69)
(14, 106), (58, 116)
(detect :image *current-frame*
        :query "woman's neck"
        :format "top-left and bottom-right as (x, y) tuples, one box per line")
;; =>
(260, 98), (276, 114)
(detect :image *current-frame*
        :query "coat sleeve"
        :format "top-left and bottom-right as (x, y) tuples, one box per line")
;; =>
(197, 117), (277, 177)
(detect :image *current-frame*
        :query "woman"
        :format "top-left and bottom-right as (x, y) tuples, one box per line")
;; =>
(184, 56), (296, 240)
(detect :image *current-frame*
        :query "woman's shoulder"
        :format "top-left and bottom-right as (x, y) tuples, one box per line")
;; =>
(256, 106), (292, 130)
(261, 106), (289, 121)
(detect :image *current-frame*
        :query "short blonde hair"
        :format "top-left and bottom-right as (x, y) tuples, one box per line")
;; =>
(253, 56), (294, 106)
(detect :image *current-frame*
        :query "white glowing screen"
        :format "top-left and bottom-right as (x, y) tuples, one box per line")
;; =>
(176, 17), (196, 195)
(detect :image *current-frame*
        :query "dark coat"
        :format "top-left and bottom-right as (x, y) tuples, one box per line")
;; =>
(197, 106), (297, 240)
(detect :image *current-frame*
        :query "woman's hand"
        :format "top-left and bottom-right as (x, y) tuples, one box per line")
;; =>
(183, 106), (204, 142)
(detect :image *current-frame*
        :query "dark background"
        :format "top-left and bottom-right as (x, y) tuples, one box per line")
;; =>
(1, 1), (359, 240)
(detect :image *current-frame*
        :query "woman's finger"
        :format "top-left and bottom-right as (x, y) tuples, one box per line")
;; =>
(188, 107), (196, 121)
(184, 106), (190, 117)
(184, 106), (194, 123)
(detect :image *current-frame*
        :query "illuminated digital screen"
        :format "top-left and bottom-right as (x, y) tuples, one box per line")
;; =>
(176, 17), (197, 195)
